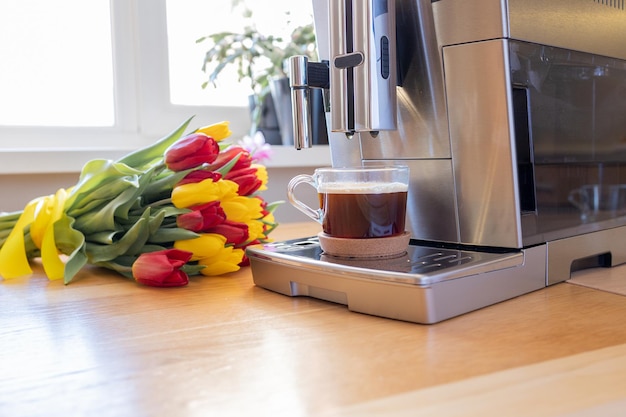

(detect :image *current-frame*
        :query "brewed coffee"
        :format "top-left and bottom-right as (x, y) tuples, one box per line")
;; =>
(318, 182), (408, 238)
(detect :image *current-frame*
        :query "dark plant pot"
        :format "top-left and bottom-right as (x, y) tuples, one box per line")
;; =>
(269, 77), (295, 146)
(249, 94), (282, 145)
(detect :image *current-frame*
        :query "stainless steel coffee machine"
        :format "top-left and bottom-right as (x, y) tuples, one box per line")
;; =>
(247, 0), (626, 323)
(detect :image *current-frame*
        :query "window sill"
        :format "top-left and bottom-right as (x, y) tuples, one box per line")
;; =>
(0, 146), (331, 175)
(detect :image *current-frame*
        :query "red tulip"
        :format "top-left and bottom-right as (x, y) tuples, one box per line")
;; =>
(237, 240), (260, 267)
(177, 201), (226, 232)
(132, 249), (192, 287)
(177, 170), (222, 186)
(209, 146), (252, 171)
(207, 220), (249, 246)
(225, 167), (263, 196)
(239, 253), (251, 267)
(257, 197), (270, 216)
(165, 133), (220, 171)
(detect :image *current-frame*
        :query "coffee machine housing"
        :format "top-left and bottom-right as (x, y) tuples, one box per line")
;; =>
(247, 0), (626, 323)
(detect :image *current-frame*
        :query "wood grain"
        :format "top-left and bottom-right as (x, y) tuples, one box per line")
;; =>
(1, 221), (626, 416)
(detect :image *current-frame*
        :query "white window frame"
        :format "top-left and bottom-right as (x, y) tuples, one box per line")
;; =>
(0, 0), (330, 175)
(0, 0), (331, 174)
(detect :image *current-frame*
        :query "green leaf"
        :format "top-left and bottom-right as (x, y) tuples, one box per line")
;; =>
(54, 214), (88, 285)
(148, 227), (199, 244)
(65, 159), (145, 213)
(265, 200), (284, 214)
(215, 152), (242, 176)
(113, 166), (162, 221)
(72, 184), (144, 235)
(153, 206), (189, 218)
(94, 256), (135, 279)
(117, 116), (194, 169)
(124, 209), (154, 256)
(139, 168), (192, 206)
(181, 263), (206, 276)
(85, 230), (120, 245)
(86, 215), (150, 263)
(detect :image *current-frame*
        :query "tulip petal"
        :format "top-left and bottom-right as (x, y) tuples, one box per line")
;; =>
(171, 179), (238, 208)
(198, 247), (245, 276)
(54, 214), (88, 284)
(132, 249), (192, 287)
(174, 233), (226, 261)
(221, 196), (264, 223)
(195, 121), (232, 142)
(40, 188), (68, 280)
(117, 116), (193, 169)
(0, 200), (38, 278)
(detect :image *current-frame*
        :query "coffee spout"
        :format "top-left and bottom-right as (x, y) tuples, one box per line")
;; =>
(288, 56), (329, 150)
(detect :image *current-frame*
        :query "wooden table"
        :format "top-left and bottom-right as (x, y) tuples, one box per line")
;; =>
(2, 222), (626, 416)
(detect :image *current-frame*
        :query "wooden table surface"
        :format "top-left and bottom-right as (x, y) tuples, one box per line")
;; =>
(1, 222), (626, 416)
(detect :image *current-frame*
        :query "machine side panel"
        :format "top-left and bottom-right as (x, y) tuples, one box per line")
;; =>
(444, 40), (523, 248)
(434, 0), (626, 61)
(433, 0), (509, 48)
(508, 0), (626, 61)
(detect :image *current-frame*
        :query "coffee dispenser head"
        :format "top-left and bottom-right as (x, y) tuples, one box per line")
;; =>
(329, 0), (397, 135)
(289, 0), (397, 149)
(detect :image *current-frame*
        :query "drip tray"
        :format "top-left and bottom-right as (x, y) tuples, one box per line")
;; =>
(247, 236), (547, 324)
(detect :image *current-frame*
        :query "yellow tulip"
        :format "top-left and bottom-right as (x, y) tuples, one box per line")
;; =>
(198, 246), (244, 276)
(174, 233), (226, 261)
(251, 163), (269, 191)
(195, 121), (232, 142)
(171, 178), (238, 209)
(263, 211), (276, 225)
(0, 200), (38, 278)
(30, 197), (53, 249)
(221, 196), (264, 223)
(245, 219), (266, 242)
(39, 189), (68, 280)
(0, 188), (67, 280)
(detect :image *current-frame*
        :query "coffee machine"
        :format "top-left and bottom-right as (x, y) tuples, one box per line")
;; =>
(246, 0), (626, 323)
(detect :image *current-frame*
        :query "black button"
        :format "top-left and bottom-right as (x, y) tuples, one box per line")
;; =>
(381, 36), (390, 79)
(334, 52), (364, 69)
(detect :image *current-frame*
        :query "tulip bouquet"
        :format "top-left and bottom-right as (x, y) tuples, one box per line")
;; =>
(0, 117), (279, 287)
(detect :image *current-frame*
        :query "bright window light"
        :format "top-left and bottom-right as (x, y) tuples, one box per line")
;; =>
(165, 0), (314, 107)
(0, 0), (114, 127)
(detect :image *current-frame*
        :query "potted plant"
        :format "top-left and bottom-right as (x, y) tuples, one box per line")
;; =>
(197, 8), (318, 145)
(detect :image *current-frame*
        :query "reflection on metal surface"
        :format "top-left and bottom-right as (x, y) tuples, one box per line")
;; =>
(255, 0), (626, 323)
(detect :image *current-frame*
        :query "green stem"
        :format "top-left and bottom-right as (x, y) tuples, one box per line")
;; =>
(149, 198), (173, 208)
(0, 211), (23, 222)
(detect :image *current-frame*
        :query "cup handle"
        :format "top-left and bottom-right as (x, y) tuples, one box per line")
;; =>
(287, 174), (323, 223)
(568, 189), (588, 212)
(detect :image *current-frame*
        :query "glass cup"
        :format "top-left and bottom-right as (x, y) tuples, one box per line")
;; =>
(287, 165), (410, 239)
(568, 183), (626, 222)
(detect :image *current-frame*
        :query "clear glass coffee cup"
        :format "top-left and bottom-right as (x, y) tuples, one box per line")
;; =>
(287, 166), (410, 256)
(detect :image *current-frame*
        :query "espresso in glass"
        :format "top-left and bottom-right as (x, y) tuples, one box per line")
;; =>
(318, 182), (408, 238)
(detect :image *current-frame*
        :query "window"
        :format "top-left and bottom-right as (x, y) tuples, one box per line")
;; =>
(0, 0), (315, 155)
(0, 0), (114, 127)
(165, 0), (315, 107)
